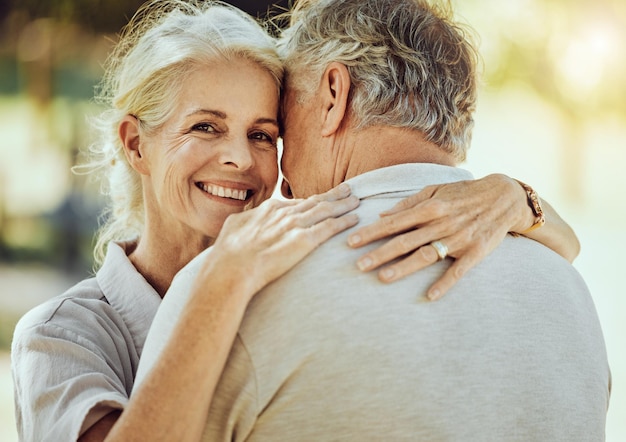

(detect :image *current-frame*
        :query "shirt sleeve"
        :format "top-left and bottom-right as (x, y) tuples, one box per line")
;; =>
(12, 299), (133, 441)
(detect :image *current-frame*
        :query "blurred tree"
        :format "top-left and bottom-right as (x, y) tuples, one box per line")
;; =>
(1, 0), (146, 33)
(0, 0), (288, 33)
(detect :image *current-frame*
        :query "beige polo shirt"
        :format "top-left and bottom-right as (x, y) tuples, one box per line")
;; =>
(139, 164), (610, 442)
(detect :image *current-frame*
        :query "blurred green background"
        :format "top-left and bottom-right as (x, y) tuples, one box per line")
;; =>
(0, 0), (624, 440)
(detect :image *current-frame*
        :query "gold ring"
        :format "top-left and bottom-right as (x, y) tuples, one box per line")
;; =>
(430, 240), (448, 261)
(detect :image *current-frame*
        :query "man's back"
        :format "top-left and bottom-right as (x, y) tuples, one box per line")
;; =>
(195, 165), (610, 441)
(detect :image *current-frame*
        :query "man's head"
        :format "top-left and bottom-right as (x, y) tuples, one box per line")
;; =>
(277, 0), (479, 197)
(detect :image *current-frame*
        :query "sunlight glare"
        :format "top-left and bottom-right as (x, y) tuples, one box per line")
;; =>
(556, 22), (622, 96)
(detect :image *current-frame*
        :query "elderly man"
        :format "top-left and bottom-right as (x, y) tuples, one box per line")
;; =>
(138, 0), (610, 440)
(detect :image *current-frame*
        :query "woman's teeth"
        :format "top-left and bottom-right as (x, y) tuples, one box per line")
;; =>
(199, 183), (248, 201)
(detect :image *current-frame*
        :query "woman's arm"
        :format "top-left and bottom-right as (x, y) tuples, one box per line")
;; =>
(522, 197), (579, 261)
(82, 184), (359, 442)
(346, 174), (579, 300)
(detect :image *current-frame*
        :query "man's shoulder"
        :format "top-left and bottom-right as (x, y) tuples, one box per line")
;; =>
(252, 222), (593, 325)
(487, 235), (587, 288)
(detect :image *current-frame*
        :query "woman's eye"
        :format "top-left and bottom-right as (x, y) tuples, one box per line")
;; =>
(250, 131), (274, 143)
(192, 123), (216, 133)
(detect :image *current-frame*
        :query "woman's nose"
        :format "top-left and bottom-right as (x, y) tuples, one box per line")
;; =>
(220, 136), (254, 170)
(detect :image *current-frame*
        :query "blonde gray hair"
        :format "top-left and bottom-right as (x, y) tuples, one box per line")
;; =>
(81, 0), (283, 266)
(277, 0), (478, 162)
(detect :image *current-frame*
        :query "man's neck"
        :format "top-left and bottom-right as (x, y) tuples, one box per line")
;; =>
(338, 125), (456, 183)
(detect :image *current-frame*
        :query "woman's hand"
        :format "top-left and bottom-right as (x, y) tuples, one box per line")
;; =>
(346, 174), (578, 300)
(206, 182), (360, 298)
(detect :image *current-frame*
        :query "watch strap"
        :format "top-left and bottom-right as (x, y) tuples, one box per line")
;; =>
(515, 180), (546, 234)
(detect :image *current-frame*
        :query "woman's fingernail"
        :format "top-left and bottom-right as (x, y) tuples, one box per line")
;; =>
(338, 183), (350, 195)
(380, 268), (395, 281)
(427, 288), (441, 301)
(348, 234), (361, 247)
(357, 256), (373, 271)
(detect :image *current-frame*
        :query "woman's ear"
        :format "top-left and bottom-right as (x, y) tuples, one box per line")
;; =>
(119, 115), (150, 175)
(320, 62), (351, 137)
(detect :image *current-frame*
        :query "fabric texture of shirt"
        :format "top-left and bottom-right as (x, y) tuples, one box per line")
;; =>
(138, 163), (611, 442)
(12, 241), (161, 441)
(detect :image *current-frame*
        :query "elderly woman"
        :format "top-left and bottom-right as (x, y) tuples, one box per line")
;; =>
(11, 1), (579, 441)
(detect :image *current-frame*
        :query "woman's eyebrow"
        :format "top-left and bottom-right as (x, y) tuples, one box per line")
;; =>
(186, 109), (227, 119)
(255, 117), (279, 126)
(186, 110), (277, 127)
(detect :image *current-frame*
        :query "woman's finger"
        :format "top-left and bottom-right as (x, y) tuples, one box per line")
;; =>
(299, 212), (360, 249)
(426, 251), (481, 301)
(367, 239), (482, 301)
(347, 209), (418, 247)
(353, 207), (478, 272)
(378, 185), (436, 216)
(281, 182), (355, 217)
(274, 194), (359, 231)
(248, 183), (357, 233)
(300, 195), (360, 228)
(355, 224), (448, 272)
(348, 198), (452, 247)
(373, 241), (442, 283)
(308, 182), (352, 203)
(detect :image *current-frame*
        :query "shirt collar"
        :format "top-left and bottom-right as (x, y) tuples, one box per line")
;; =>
(344, 163), (474, 200)
(96, 241), (162, 355)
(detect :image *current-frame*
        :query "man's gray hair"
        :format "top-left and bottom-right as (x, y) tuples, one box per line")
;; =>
(278, 0), (479, 162)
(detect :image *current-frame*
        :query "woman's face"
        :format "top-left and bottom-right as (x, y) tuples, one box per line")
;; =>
(139, 58), (280, 243)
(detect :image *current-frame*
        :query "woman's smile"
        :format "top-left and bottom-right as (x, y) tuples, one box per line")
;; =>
(195, 181), (254, 204)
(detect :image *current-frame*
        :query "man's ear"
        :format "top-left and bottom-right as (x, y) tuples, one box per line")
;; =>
(320, 62), (351, 137)
(119, 115), (150, 175)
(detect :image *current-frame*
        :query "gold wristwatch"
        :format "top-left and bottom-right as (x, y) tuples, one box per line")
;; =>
(516, 180), (545, 233)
